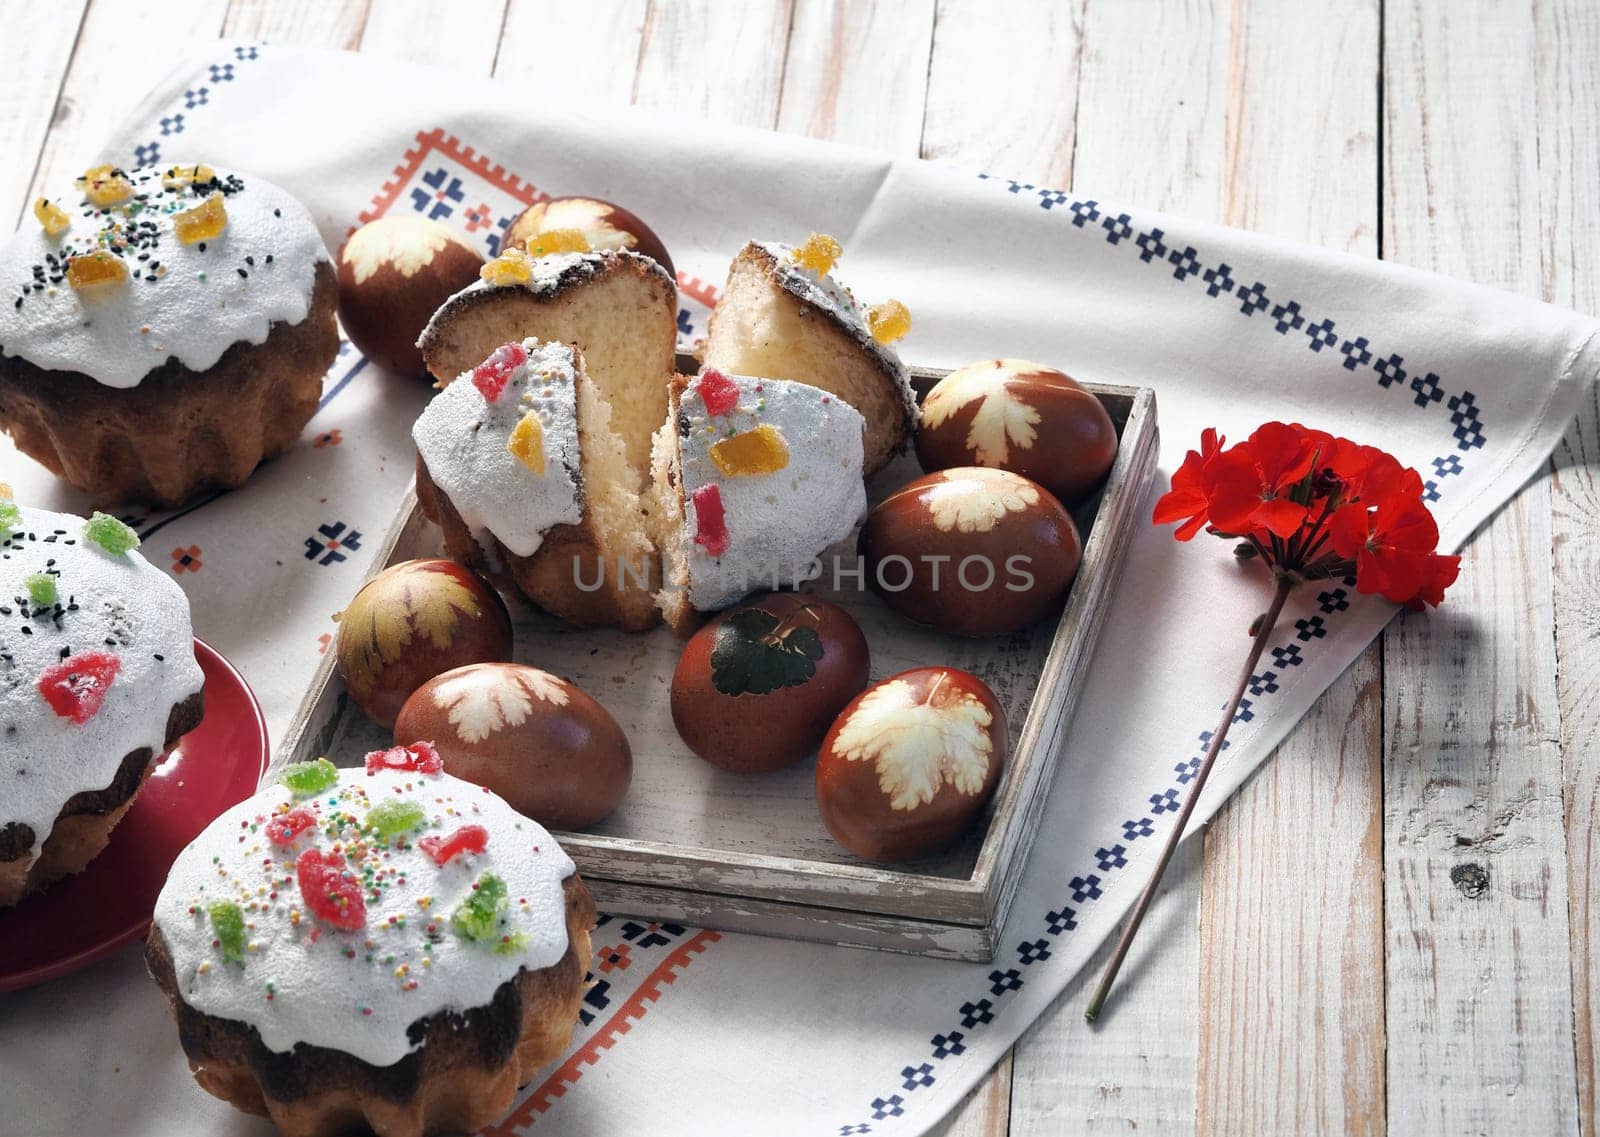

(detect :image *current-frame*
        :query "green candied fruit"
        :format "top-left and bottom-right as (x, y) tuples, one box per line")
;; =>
(83, 511), (141, 556)
(451, 872), (511, 945)
(208, 901), (247, 963)
(24, 573), (56, 607)
(280, 757), (338, 798)
(366, 800), (425, 842)
(0, 500), (21, 539)
(494, 931), (530, 956)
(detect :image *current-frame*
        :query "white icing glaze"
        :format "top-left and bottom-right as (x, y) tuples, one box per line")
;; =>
(0, 165), (330, 388)
(1, 505), (203, 859)
(678, 372), (867, 610)
(153, 765), (577, 1068)
(412, 339), (583, 558)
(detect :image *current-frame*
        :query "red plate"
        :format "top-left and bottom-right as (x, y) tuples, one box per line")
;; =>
(0, 639), (269, 992)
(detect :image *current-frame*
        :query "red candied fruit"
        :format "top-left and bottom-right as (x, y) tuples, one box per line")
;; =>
(266, 809), (316, 846)
(471, 342), (529, 403)
(692, 484), (729, 557)
(418, 824), (489, 866)
(364, 741), (443, 774)
(37, 652), (121, 724)
(696, 369), (740, 417)
(296, 848), (367, 931)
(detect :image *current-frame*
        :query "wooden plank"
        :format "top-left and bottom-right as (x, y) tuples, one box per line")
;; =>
(1001, 1), (1228, 1131)
(1195, 3), (1386, 1136)
(494, 0), (647, 96)
(928, 1051), (1013, 1137)
(921, 0), (1084, 184)
(1381, 3), (1580, 1134)
(23, 0), (230, 203)
(630, 0), (794, 127)
(776, 0), (934, 151)
(360, 0), (509, 69)
(0, 0), (86, 228)
(1535, 2), (1600, 1133)
(222, 0), (367, 48)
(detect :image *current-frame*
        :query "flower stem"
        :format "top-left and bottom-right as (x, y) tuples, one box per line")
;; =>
(1083, 573), (1296, 1024)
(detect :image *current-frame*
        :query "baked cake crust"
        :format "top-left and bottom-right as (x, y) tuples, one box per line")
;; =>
(0, 263), (338, 507)
(146, 874), (596, 1137)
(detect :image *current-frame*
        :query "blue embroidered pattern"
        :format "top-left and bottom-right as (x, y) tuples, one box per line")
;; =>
(829, 174), (1488, 1135)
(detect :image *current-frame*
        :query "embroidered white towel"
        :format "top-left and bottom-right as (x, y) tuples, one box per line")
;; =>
(1, 44), (1594, 1137)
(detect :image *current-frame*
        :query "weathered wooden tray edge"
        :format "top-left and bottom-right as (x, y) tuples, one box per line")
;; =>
(276, 368), (1160, 961)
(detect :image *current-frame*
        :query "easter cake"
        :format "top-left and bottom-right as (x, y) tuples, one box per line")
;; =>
(646, 368), (867, 634)
(145, 747), (596, 1137)
(0, 499), (205, 907)
(701, 236), (917, 475)
(412, 339), (659, 631)
(0, 163), (338, 506)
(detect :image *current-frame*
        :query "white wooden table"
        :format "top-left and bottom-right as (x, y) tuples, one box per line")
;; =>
(4, 2), (1596, 1133)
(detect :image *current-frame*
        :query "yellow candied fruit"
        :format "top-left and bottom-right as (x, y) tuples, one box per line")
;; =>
(33, 198), (70, 238)
(480, 247), (535, 286)
(0, 482), (12, 500)
(76, 165), (134, 209)
(711, 423), (790, 477)
(867, 299), (912, 345)
(65, 251), (130, 292)
(790, 232), (842, 277)
(173, 193), (229, 245)
(162, 163), (216, 192)
(507, 412), (546, 475)
(524, 228), (591, 257)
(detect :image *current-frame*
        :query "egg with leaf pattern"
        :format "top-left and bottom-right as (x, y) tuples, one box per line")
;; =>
(670, 593), (870, 774)
(395, 663), (632, 830)
(335, 559), (513, 729)
(816, 666), (1007, 863)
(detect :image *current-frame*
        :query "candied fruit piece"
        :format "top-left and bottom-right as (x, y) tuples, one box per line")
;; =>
(696, 368), (740, 417)
(296, 848), (366, 931)
(419, 824), (489, 866)
(76, 165), (134, 209)
(711, 424), (790, 477)
(452, 872), (511, 944)
(266, 808), (317, 846)
(33, 198), (70, 238)
(209, 901), (247, 962)
(507, 412), (546, 474)
(0, 500), (20, 539)
(471, 341), (529, 403)
(24, 573), (57, 607)
(525, 228), (591, 256)
(867, 299), (911, 345)
(281, 757), (339, 798)
(36, 652), (120, 725)
(364, 741), (443, 774)
(83, 511), (141, 556)
(480, 247), (535, 286)
(691, 484), (729, 557)
(366, 800), (426, 842)
(65, 251), (129, 293)
(173, 193), (228, 246)
(162, 164), (217, 192)
(790, 233), (842, 277)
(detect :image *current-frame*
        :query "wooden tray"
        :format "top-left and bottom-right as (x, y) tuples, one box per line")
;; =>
(278, 363), (1158, 961)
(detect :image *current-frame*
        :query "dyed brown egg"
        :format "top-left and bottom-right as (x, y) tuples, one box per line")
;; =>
(816, 667), (1007, 863)
(335, 559), (513, 729)
(860, 467), (1081, 637)
(395, 663), (632, 830)
(504, 195), (676, 278)
(336, 216), (486, 376)
(916, 359), (1118, 505)
(671, 593), (870, 774)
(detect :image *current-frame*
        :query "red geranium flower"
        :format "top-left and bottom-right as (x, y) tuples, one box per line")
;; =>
(1204, 422), (1320, 538)
(1329, 495), (1460, 608)
(1150, 427), (1222, 540)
